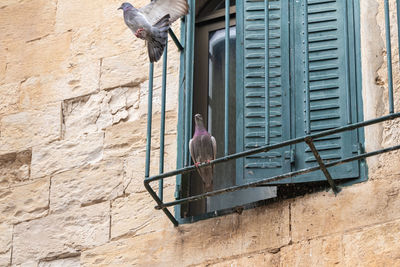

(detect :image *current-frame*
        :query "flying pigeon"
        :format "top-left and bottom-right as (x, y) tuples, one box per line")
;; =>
(118, 1), (189, 62)
(189, 114), (217, 192)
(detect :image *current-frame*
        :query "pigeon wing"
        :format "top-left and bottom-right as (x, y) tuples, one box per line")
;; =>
(123, 10), (143, 33)
(211, 135), (217, 160)
(189, 138), (196, 164)
(198, 135), (215, 191)
(140, 0), (189, 26)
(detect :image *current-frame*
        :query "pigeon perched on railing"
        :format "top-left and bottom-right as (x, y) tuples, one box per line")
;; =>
(189, 114), (217, 192)
(118, 1), (189, 62)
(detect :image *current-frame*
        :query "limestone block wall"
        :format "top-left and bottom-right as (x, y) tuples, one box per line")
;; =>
(0, 0), (399, 266)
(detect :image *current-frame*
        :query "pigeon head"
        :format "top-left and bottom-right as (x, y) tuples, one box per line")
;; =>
(118, 2), (134, 11)
(194, 114), (204, 124)
(194, 114), (206, 130)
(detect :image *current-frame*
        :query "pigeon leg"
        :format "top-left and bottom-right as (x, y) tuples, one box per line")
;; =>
(135, 28), (145, 39)
(194, 162), (200, 169)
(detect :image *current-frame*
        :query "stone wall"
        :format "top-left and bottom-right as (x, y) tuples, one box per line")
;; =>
(0, 0), (399, 266)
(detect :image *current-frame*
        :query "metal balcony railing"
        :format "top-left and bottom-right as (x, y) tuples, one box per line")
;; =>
(143, 0), (400, 226)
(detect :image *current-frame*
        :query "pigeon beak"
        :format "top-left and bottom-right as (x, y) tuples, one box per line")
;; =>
(118, 6), (122, 10)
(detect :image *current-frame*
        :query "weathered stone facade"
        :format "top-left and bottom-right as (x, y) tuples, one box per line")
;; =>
(0, 0), (399, 266)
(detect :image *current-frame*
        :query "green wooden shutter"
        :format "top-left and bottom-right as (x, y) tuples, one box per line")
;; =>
(236, 0), (291, 184)
(291, 0), (360, 183)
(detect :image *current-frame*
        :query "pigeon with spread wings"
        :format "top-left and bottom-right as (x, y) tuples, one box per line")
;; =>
(118, 1), (188, 62)
(189, 114), (217, 192)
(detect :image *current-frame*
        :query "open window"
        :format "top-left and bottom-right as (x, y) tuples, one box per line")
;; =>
(176, 0), (365, 221)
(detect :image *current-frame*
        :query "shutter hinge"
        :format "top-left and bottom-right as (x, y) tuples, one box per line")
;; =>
(284, 149), (295, 164)
(352, 143), (364, 155)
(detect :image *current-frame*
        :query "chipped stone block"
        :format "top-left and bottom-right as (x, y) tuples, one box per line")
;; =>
(31, 133), (104, 179)
(343, 219), (400, 266)
(280, 235), (343, 266)
(291, 178), (400, 242)
(38, 257), (80, 267)
(62, 87), (140, 139)
(0, 0), (56, 43)
(0, 223), (12, 254)
(13, 202), (109, 265)
(0, 103), (61, 154)
(0, 82), (19, 116)
(0, 150), (31, 189)
(50, 160), (124, 212)
(0, 178), (49, 224)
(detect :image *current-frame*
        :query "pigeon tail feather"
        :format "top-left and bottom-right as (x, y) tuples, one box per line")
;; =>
(199, 166), (213, 192)
(147, 14), (170, 62)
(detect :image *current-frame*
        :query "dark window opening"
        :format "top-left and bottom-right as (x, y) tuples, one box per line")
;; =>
(182, 0), (277, 218)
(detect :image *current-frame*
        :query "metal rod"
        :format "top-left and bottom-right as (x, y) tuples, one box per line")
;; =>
(175, 20), (187, 217)
(144, 179), (179, 226)
(184, 0), (195, 166)
(159, 41), (168, 201)
(155, 144), (400, 209)
(304, 0), (311, 134)
(265, 0), (270, 144)
(145, 63), (154, 178)
(145, 112), (400, 183)
(168, 29), (184, 51)
(224, 0), (230, 156)
(385, 0), (395, 113)
(305, 137), (340, 194)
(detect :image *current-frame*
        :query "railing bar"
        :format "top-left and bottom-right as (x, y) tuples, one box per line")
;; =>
(155, 144), (400, 209)
(265, 0), (270, 144)
(304, 0), (311, 134)
(145, 112), (400, 183)
(143, 180), (179, 226)
(174, 20), (187, 215)
(159, 41), (168, 201)
(188, 0), (195, 165)
(184, 0), (195, 166)
(168, 28), (184, 51)
(145, 63), (154, 178)
(305, 137), (340, 194)
(224, 0), (230, 156)
(385, 0), (395, 113)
